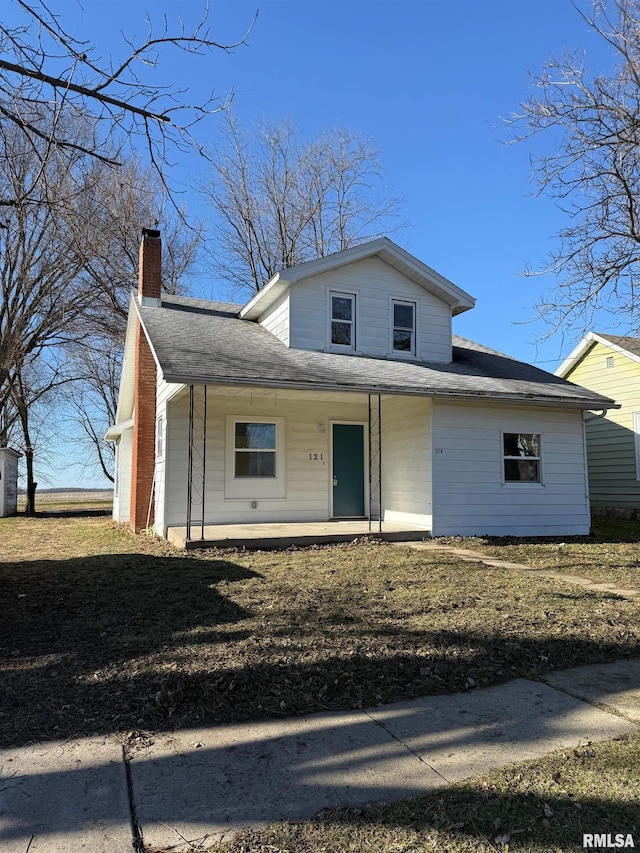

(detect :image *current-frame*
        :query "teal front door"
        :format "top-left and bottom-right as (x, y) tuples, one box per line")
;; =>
(332, 423), (365, 517)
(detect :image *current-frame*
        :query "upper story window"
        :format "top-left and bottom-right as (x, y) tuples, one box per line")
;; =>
(392, 300), (416, 355)
(330, 292), (355, 349)
(503, 433), (541, 483)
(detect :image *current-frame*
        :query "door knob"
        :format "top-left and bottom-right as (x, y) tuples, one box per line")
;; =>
(333, 476), (338, 486)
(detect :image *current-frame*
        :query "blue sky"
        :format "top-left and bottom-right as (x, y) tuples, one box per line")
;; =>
(7, 0), (620, 486)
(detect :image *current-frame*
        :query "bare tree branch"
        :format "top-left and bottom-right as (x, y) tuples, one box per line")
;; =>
(0, 2), (255, 207)
(202, 113), (405, 294)
(507, 0), (640, 337)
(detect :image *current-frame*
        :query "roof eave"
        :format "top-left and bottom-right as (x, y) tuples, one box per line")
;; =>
(239, 238), (476, 320)
(157, 371), (614, 409)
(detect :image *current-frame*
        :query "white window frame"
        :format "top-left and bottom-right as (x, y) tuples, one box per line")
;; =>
(156, 415), (164, 460)
(390, 298), (417, 357)
(502, 431), (543, 485)
(225, 415), (286, 499)
(328, 291), (357, 351)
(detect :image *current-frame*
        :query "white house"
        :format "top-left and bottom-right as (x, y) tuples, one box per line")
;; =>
(107, 229), (614, 546)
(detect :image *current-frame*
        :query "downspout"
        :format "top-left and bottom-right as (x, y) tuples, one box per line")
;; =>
(584, 409), (609, 423)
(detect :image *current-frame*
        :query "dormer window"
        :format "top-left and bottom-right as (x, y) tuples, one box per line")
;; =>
(330, 292), (356, 349)
(392, 300), (416, 355)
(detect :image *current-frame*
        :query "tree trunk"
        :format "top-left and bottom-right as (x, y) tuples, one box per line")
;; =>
(24, 446), (36, 515)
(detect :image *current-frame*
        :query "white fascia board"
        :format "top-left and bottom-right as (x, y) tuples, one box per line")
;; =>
(113, 293), (138, 423)
(240, 237), (476, 320)
(555, 331), (640, 377)
(104, 417), (134, 441)
(239, 272), (288, 320)
(593, 334), (640, 366)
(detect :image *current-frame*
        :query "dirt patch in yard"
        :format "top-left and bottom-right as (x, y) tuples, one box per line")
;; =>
(1, 516), (639, 747)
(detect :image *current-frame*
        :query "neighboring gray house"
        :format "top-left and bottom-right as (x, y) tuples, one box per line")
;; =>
(107, 230), (613, 544)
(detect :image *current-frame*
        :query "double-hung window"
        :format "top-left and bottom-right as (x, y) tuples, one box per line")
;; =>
(392, 300), (416, 354)
(225, 416), (286, 499)
(234, 422), (276, 478)
(503, 433), (541, 483)
(330, 292), (356, 349)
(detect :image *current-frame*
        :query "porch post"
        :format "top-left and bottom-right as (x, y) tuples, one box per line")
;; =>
(368, 393), (382, 533)
(201, 385), (207, 541)
(186, 384), (194, 542)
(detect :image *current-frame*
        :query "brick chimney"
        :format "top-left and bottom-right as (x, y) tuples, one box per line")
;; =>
(130, 228), (161, 532)
(138, 227), (162, 305)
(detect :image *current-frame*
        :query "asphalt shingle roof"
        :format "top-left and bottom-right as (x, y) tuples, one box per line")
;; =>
(137, 295), (614, 409)
(595, 333), (640, 359)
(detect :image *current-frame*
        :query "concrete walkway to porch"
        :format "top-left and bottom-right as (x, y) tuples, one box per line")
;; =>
(167, 520), (430, 549)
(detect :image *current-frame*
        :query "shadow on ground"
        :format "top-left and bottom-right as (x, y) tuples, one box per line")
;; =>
(1, 545), (640, 747)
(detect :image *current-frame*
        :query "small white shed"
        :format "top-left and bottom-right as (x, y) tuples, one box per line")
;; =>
(0, 447), (21, 517)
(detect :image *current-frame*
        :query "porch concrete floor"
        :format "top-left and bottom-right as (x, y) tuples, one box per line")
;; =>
(167, 521), (431, 550)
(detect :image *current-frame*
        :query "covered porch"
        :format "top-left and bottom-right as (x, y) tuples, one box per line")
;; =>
(167, 519), (431, 550)
(156, 383), (433, 545)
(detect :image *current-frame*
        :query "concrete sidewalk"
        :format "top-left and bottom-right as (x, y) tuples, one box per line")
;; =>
(2, 658), (639, 853)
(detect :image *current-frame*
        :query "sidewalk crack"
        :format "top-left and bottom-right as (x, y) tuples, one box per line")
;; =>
(535, 678), (640, 730)
(363, 710), (451, 785)
(121, 745), (145, 852)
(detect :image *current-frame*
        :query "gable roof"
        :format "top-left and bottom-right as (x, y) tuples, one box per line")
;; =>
(556, 332), (640, 378)
(240, 237), (476, 321)
(134, 294), (615, 410)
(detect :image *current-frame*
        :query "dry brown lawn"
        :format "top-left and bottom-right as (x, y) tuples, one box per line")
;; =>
(1, 514), (639, 749)
(451, 518), (640, 589)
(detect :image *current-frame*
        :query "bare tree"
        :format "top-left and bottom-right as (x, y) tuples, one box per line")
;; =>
(203, 114), (404, 294)
(64, 342), (120, 484)
(508, 0), (640, 336)
(0, 114), (200, 503)
(0, 122), (90, 401)
(0, 1), (254, 207)
(63, 160), (202, 482)
(6, 354), (70, 514)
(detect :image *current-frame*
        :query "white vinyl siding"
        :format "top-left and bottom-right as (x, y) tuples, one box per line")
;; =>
(289, 256), (452, 362)
(431, 401), (590, 536)
(153, 376), (183, 535)
(258, 293), (290, 345)
(164, 388), (371, 526)
(162, 387), (436, 530)
(381, 396), (432, 528)
(113, 427), (133, 524)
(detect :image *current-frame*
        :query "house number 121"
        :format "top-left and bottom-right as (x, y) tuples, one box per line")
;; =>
(309, 453), (324, 461)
